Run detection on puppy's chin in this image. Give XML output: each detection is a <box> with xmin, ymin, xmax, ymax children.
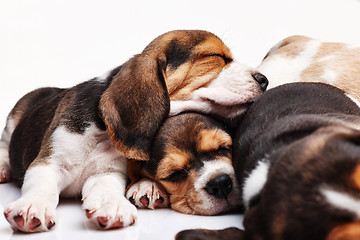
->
<box><xmin>206</xmin><ymin>101</ymin><xmax>252</xmax><ymax>128</ymax></box>
<box><xmin>169</xmin><ymin>190</ymin><xmax>241</xmax><ymax>216</ymax></box>
<box><xmin>169</xmin><ymin>99</ymin><xmax>252</xmax><ymax>126</ymax></box>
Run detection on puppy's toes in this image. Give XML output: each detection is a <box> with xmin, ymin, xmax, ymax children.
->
<box><xmin>83</xmin><ymin>195</ymin><xmax>137</xmax><ymax>230</ymax></box>
<box><xmin>126</xmin><ymin>178</ymin><xmax>169</xmax><ymax>209</ymax></box>
<box><xmin>4</xmin><ymin>198</ymin><xmax>57</xmax><ymax>232</ymax></box>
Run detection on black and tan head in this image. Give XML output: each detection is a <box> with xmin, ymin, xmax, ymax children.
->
<box><xmin>99</xmin><ymin>30</ymin><xmax>267</xmax><ymax>161</ymax></box>
<box><xmin>139</xmin><ymin>113</ymin><xmax>241</xmax><ymax>215</ymax></box>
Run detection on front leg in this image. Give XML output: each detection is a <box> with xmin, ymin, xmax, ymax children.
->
<box><xmin>4</xmin><ymin>165</ymin><xmax>59</xmax><ymax>232</ymax></box>
<box><xmin>82</xmin><ymin>172</ymin><xmax>137</xmax><ymax>229</ymax></box>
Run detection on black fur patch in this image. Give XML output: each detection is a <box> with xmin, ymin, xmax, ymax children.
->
<box><xmin>62</xmin><ymin>80</ymin><xmax>108</xmax><ymax>134</ymax></box>
<box><xmin>9</xmin><ymin>88</ymin><xmax>65</xmax><ymax>183</ymax></box>
<box><xmin>165</xmin><ymin>35</ymin><xmax>206</xmax><ymax>69</ymax></box>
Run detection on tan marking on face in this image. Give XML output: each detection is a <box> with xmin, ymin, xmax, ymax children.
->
<box><xmin>165</xmin><ymin>62</ymin><xmax>193</xmax><ymax>95</ymax></box>
<box><xmin>165</xmin><ymin>35</ymin><xmax>232</xmax><ymax>101</ymax></box>
<box><xmin>155</xmin><ymin>125</ymin><xmax>234</xmax><ymax>215</ymax></box>
<box><xmin>194</xmin><ymin>36</ymin><xmax>232</xmax><ymax>58</ymax></box>
<box><xmin>326</xmin><ymin>222</ymin><xmax>360</xmax><ymax>240</ymax></box>
<box><xmin>159</xmin><ymin>168</ymin><xmax>204</xmax><ymax>215</ymax></box>
<box><xmin>156</xmin><ymin>148</ymin><xmax>190</xmax><ymax>180</ymax></box>
<box><xmin>168</xmin><ymin>57</ymin><xmax>224</xmax><ymax>101</ymax></box>
<box><xmin>197</xmin><ymin>129</ymin><xmax>232</xmax><ymax>152</ymax></box>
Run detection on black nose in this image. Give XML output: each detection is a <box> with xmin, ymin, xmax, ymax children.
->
<box><xmin>205</xmin><ymin>174</ymin><xmax>233</xmax><ymax>199</ymax></box>
<box><xmin>252</xmin><ymin>72</ymin><xmax>268</xmax><ymax>91</ymax></box>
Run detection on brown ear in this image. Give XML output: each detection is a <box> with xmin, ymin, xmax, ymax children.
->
<box><xmin>99</xmin><ymin>54</ymin><xmax>169</xmax><ymax>161</ymax></box>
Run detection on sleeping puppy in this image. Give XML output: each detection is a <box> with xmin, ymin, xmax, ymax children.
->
<box><xmin>0</xmin><ymin>30</ymin><xmax>267</xmax><ymax>232</ymax></box>
<box><xmin>177</xmin><ymin>82</ymin><xmax>360</xmax><ymax>240</ymax></box>
<box><xmin>127</xmin><ymin>112</ymin><xmax>241</xmax><ymax>215</ymax></box>
<box><xmin>256</xmin><ymin>35</ymin><xmax>360</xmax><ymax>101</ymax></box>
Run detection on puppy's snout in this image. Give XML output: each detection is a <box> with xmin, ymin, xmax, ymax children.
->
<box><xmin>205</xmin><ymin>174</ymin><xmax>233</xmax><ymax>199</ymax></box>
<box><xmin>252</xmin><ymin>72</ymin><xmax>268</xmax><ymax>92</ymax></box>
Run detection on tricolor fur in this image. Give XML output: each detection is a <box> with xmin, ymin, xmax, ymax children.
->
<box><xmin>177</xmin><ymin>83</ymin><xmax>360</xmax><ymax>240</ymax></box>
<box><xmin>127</xmin><ymin>113</ymin><xmax>241</xmax><ymax>215</ymax></box>
<box><xmin>0</xmin><ymin>30</ymin><xmax>267</xmax><ymax>232</ymax></box>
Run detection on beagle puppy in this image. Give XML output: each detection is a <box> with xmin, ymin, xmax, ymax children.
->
<box><xmin>0</xmin><ymin>30</ymin><xmax>267</xmax><ymax>232</ymax></box>
<box><xmin>177</xmin><ymin>82</ymin><xmax>360</xmax><ymax>240</ymax></box>
<box><xmin>127</xmin><ymin>112</ymin><xmax>241</xmax><ymax>215</ymax></box>
<box><xmin>256</xmin><ymin>35</ymin><xmax>360</xmax><ymax>102</ymax></box>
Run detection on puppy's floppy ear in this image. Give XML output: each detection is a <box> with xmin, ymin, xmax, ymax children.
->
<box><xmin>99</xmin><ymin>54</ymin><xmax>169</xmax><ymax>161</ymax></box>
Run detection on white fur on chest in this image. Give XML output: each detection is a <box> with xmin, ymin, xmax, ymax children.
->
<box><xmin>242</xmin><ymin>159</ymin><xmax>270</xmax><ymax>208</ymax></box>
<box><xmin>49</xmin><ymin>124</ymin><xmax>127</xmax><ymax>197</ymax></box>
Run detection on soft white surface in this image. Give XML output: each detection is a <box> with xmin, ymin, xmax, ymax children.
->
<box><xmin>0</xmin><ymin>182</ymin><xmax>243</xmax><ymax>240</ymax></box>
<box><xmin>1</xmin><ymin>0</ymin><xmax>360</xmax><ymax>239</ymax></box>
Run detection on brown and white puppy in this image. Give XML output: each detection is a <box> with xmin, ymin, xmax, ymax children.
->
<box><xmin>0</xmin><ymin>30</ymin><xmax>267</xmax><ymax>232</ymax></box>
<box><xmin>127</xmin><ymin>112</ymin><xmax>241</xmax><ymax>215</ymax></box>
<box><xmin>257</xmin><ymin>35</ymin><xmax>360</xmax><ymax>101</ymax></box>
<box><xmin>177</xmin><ymin>82</ymin><xmax>360</xmax><ymax>240</ymax></box>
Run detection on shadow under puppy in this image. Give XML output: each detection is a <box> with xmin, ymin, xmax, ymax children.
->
<box><xmin>177</xmin><ymin>82</ymin><xmax>360</xmax><ymax>240</ymax></box>
<box><xmin>0</xmin><ymin>30</ymin><xmax>267</xmax><ymax>232</ymax></box>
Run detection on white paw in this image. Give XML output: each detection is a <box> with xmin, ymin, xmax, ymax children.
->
<box><xmin>4</xmin><ymin>197</ymin><xmax>57</xmax><ymax>232</ymax></box>
<box><xmin>126</xmin><ymin>178</ymin><xmax>169</xmax><ymax>209</ymax></box>
<box><xmin>0</xmin><ymin>149</ymin><xmax>11</xmax><ymax>183</ymax></box>
<box><xmin>82</xmin><ymin>194</ymin><xmax>137</xmax><ymax>229</ymax></box>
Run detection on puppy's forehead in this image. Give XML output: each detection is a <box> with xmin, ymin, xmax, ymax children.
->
<box><xmin>145</xmin><ymin>30</ymin><xmax>231</xmax><ymax>59</ymax></box>
<box><xmin>156</xmin><ymin>114</ymin><xmax>231</xmax><ymax>174</ymax></box>
<box><xmin>197</xmin><ymin>129</ymin><xmax>232</xmax><ymax>152</ymax></box>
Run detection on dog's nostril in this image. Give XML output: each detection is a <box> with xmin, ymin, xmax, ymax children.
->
<box><xmin>252</xmin><ymin>72</ymin><xmax>269</xmax><ymax>91</ymax></box>
<box><xmin>205</xmin><ymin>174</ymin><xmax>233</xmax><ymax>199</ymax></box>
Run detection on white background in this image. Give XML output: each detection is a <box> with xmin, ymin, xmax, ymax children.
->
<box><xmin>1</xmin><ymin>0</ymin><xmax>360</xmax><ymax>239</ymax></box>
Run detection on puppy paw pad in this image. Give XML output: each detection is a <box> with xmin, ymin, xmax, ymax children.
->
<box><xmin>97</xmin><ymin>216</ymin><xmax>110</xmax><ymax>228</ymax></box>
<box><xmin>28</xmin><ymin>216</ymin><xmax>41</xmax><ymax>231</ymax></box>
<box><xmin>13</xmin><ymin>214</ymin><xmax>25</xmax><ymax>229</ymax></box>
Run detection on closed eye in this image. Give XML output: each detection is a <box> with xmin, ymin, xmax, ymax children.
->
<box><xmin>161</xmin><ymin>169</ymin><xmax>188</xmax><ymax>182</ymax></box>
<box><xmin>206</xmin><ymin>54</ymin><xmax>233</xmax><ymax>64</ymax></box>
<box><xmin>215</xmin><ymin>146</ymin><xmax>231</xmax><ymax>156</ymax></box>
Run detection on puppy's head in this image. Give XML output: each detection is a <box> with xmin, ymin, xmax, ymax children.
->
<box><xmin>99</xmin><ymin>30</ymin><xmax>267</xmax><ymax>161</ymax></box>
<box><xmin>141</xmin><ymin>113</ymin><xmax>241</xmax><ymax>215</ymax></box>
<box><xmin>242</xmin><ymin>125</ymin><xmax>360</xmax><ymax>240</ymax></box>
